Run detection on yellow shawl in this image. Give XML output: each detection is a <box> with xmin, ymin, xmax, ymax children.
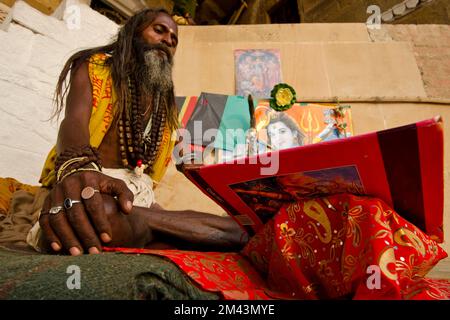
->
<box><xmin>39</xmin><ymin>53</ymin><xmax>175</xmax><ymax>187</ymax></box>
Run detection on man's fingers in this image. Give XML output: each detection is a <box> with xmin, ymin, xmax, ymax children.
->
<box><xmin>39</xmin><ymin>213</ymin><xmax>61</xmax><ymax>252</ymax></box>
<box><xmin>63</xmin><ymin>183</ymin><xmax>103</xmax><ymax>252</ymax></box>
<box><xmin>50</xmin><ymin>185</ymin><xmax>83</xmax><ymax>255</ymax></box>
<box><xmin>100</xmin><ymin>179</ymin><xmax>134</xmax><ymax>215</ymax></box>
<box><xmin>82</xmin><ymin>188</ymin><xmax>112</xmax><ymax>243</ymax></box>
<box><xmin>39</xmin><ymin>192</ymin><xmax>62</xmax><ymax>252</ymax></box>
<box><xmin>49</xmin><ymin>212</ymin><xmax>83</xmax><ymax>256</ymax></box>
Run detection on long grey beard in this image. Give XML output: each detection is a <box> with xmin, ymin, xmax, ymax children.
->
<box><xmin>138</xmin><ymin>49</ymin><xmax>174</xmax><ymax>95</ymax></box>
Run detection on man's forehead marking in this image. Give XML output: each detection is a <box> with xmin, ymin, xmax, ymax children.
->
<box><xmin>155</xmin><ymin>13</ymin><xmax>177</xmax><ymax>31</ymax></box>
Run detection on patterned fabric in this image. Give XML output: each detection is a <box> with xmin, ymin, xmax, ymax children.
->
<box><xmin>241</xmin><ymin>194</ymin><xmax>449</xmax><ymax>299</ymax></box>
<box><xmin>105</xmin><ymin>194</ymin><xmax>450</xmax><ymax>300</ymax></box>
<box><xmin>39</xmin><ymin>53</ymin><xmax>176</xmax><ymax>187</ymax></box>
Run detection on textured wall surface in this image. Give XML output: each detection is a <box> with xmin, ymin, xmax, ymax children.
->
<box><xmin>298</xmin><ymin>0</ymin><xmax>450</xmax><ymax>24</ymax></box>
<box><xmin>0</xmin><ymin>0</ymin><xmax>118</xmax><ymax>183</ymax></box>
<box><xmin>369</xmin><ymin>24</ymin><xmax>450</xmax><ymax>98</ymax></box>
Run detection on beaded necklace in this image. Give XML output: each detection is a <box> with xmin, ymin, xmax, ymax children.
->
<box><xmin>118</xmin><ymin>76</ymin><xmax>166</xmax><ymax>174</ymax></box>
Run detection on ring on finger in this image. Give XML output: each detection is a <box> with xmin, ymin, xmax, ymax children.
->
<box><xmin>63</xmin><ymin>198</ymin><xmax>82</xmax><ymax>210</ymax></box>
<box><xmin>81</xmin><ymin>186</ymin><xmax>100</xmax><ymax>200</ymax></box>
<box><xmin>49</xmin><ymin>206</ymin><xmax>64</xmax><ymax>215</ymax></box>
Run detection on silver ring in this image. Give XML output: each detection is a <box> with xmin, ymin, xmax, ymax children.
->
<box><xmin>49</xmin><ymin>206</ymin><xmax>64</xmax><ymax>215</ymax></box>
<box><xmin>64</xmin><ymin>198</ymin><xmax>82</xmax><ymax>210</ymax></box>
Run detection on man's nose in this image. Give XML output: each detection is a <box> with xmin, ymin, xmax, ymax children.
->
<box><xmin>161</xmin><ymin>33</ymin><xmax>174</xmax><ymax>48</ymax></box>
<box><xmin>161</xmin><ymin>35</ymin><xmax>176</xmax><ymax>55</ymax></box>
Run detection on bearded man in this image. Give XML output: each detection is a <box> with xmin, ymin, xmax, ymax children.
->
<box><xmin>0</xmin><ymin>8</ymin><xmax>246</xmax><ymax>256</ymax></box>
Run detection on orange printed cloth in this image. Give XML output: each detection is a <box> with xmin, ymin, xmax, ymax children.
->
<box><xmin>104</xmin><ymin>194</ymin><xmax>450</xmax><ymax>300</ymax></box>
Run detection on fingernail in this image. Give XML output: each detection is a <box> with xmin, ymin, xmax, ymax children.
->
<box><xmin>51</xmin><ymin>242</ymin><xmax>61</xmax><ymax>251</ymax></box>
<box><xmin>89</xmin><ymin>247</ymin><xmax>100</xmax><ymax>254</ymax></box>
<box><xmin>101</xmin><ymin>233</ymin><xmax>111</xmax><ymax>243</ymax></box>
<box><xmin>70</xmin><ymin>247</ymin><xmax>81</xmax><ymax>256</ymax></box>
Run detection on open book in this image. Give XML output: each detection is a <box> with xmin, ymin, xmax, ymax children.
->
<box><xmin>182</xmin><ymin>117</ymin><xmax>444</xmax><ymax>242</ymax></box>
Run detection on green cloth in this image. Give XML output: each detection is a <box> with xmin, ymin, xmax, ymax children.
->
<box><xmin>0</xmin><ymin>247</ymin><xmax>219</xmax><ymax>300</ymax></box>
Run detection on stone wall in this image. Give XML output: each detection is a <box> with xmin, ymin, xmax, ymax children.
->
<box><xmin>1</xmin><ymin>0</ymin><xmax>63</xmax><ymax>14</ymax></box>
<box><xmin>369</xmin><ymin>24</ymin><xmax>450</xmax><ymax>98</ymax></box>
<box><xmin>0</xmin><ymin>2</ymin><xmax>12</xmax><ymax>29</ymax></box>
<box><xmin>0</xmin><ymin>0</ymin><xmax>118</xmax><ymax>183</ymax></box>
<box><xmin>298</xmin><ymin>0</ymin><xmax>450</xmax><ymax>24</ymax></box>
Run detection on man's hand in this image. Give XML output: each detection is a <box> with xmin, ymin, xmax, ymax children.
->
<box><xmin>39</xmin><ymin>171</ymin><xmax>134</xmax><ymax>255</ymax></box>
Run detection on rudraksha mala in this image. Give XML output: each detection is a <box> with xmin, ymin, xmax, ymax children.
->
<box><xmin>118</xmin><ymin>76</ymin><xmax>166</xmax><ymax>174</ymax></box>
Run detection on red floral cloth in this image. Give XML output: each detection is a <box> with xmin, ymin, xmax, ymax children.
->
<box><xmin>241</xmin><ymin>194</ymin><xmax>449</xmax><ymax>299</ymax></box>
<box><xmin>104</xmin><ymin>194</ymin><xmax>450</xmax><ymax>300</ymax></box>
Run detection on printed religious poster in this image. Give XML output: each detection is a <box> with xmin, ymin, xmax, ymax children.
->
<box><xmin>216</xmin><ymin>101</ymin><xmax>353</xmax><ymax>163</ymax></box>
<box><xmin>251</xmin><ymin>101</ymin><xmax>353</xmax><ymax>152</ymax></box>
<box><xmin>234</xmin><ymin>49</ymin><xmax>282</xmax><ymax>98</ymax></box>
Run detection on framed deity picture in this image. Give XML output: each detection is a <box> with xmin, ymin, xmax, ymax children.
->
<box><xmin>234</xmin><ymin>49</ymin><xmax>283</xmax><ymax>98</ymax></box>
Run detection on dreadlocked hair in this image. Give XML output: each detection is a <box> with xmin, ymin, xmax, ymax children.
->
<box><xmin>52</xmin><ymin>7</ymin><xmax>178</xmax><ymax>131</ymax></box>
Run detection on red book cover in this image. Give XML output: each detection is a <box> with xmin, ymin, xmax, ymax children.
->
<box><xmin>183</xmin><ymin>117</ymin><xmax>444</xmax><ymax>242</ymax></box>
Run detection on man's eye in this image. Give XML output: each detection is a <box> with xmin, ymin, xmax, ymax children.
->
<box><xmin>154</xmin><ymin>28</ymin><xmax>163</xmax><ymax>34</ymax></box>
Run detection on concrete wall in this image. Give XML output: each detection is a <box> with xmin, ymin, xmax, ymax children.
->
<box><xmin>0</xmin><ymin>1</ymin><xmax>449</xmax><ymax>253</ymax></box>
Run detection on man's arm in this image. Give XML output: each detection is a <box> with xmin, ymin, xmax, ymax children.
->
<box><xmin>136</xmin><ymin>205</ymin><xmax>249</xmax><ymax>251</ymax></box>
<box><xmin>56</xmin><ymin>61</ymin><xmax>92</xmax><ymax>153</ymax></box>
<box><xmin>39</xmin><ymin>61</ymin><xmax>134</xmax><ymax>256</ymax></box>
<box><xmin>100</xmin><ymin>195</ymin><xmax>248</xmax><ymax>251</ymax></box>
